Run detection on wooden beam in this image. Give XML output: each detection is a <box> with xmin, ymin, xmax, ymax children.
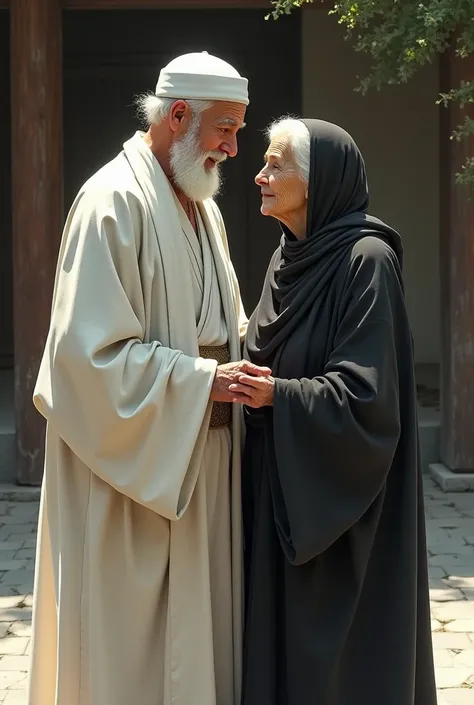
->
<box><xmin>64</xmin><ymin>0</ymin><xmax>271</xmax><ymax>8</ymax></box>
<box><xmin>0</xmin><ymin>0</ymin><xmax>331</xmax><ymax>10</ymax></box>
<box><xmin>10</xmin><ymin>0</ymin><xmax>63</xmax><ymax>485</ymax></box>
<box><xmin>439</xmin><ymin>47</ymin><xmax>474</xmax><ymax>472</ymax></box>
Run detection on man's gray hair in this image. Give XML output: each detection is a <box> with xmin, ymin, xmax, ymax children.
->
<box><xmin>267</xmin><ymin>117</ymin><xmax>310</xmax><ymax>184</ymax></box>
<box><xmin>135</xmin><ymin>94</ymin><xmax>212</xmax><ymax>127</ymax></box>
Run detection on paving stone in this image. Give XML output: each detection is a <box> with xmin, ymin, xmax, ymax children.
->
<box><xmin>434</xmin><ymin>649</ymin><xmax>454</xmax><ymax>667</ymax></box>
<box><xmin>430</xmin><ymin>566</ymin><xmax>448</xmax><ymax>579</ymax></box>
<box><xmin>0</xmin><ymin>557</ymin><xmax>17</xmax><ymax>567</ymax></box>
<box><xmin>0</xmin><ymin>572</ymin><xmax>34</xmax><ymax>588</ymax></box>
<box><xmin>446</xmin><ymin>577</ymin><xmax>474</xmax><ymax>590</ymax></box>
<box><xmin>426</xmin><ymin>519</ymin><xmax>474</xmax><ymax>531</ymax></box>
<box><xmin>452</xmin><ymin>650</ymin><xmax>474</xmax><ymax>667</ymax></box>
<box><xmin>3</xmin><ymin>692</ymin><xmax>26</xmax><ymax>704</ymax></box>
<box><xmin>429</xmin><ymin>555</ymin><xmax>474</xmax><ymax>568</ymax></box>
<box><xmin>8</xmin><ymin>623</ymin><xmax>31</xmax><ymax>638</ymax></box>
<box><xmin>0</xmin><ymin>518</ymin><xmax>35</xmax><ymax>528</ymax></box>
<box><xmin>427</xmin><ymin>507</ymin><xmax>465</xmax><ymax>519</ymax></box>
<box><xmin>0</xmin><ymin>526</ymin><xmax>35</xmax><ymax>537</ymax></box>
<box><xmin>425</xmin><ymin>498</ymin><xmax>456</xmax><ymax>506</ymax></box>
<box><xmin>432</xmin><ymin>602</ymin><xmax>474</xmax><ymax>621</ymax></box>
<box><xmin>13</xmin><ymin>551</ymin><xmax>34</xmax><ymax>562</ymax></box>
<box><xmin>432</xmin><ymin>632</ymin><xmax>473</xmax><ymax>650</ymax></box>
<box><xmin>0</xmin><ymin>672</ymin><xmax>26</xmax><ymax>689</ymax></box>
<box><xmin>8</xmin><ymin>505</ymin><xmax>38</xmax><ymax>518</ymax></box>
<box><xmin>444</xmin><ymin>620</ymin><xmax>474</xmax><ymax>632</ymax></box>
<box><xmin>435</xmin><ymin>667</ymin><xmax>473</xmax><ymax>688</ymax></box>
<box><xmin>431</xmin><ymin>588</ymin><xmax>466</xmax><ymax>602</ymax></box>
<box><xmin>0</xmin><ymin>546</ymin><xmax>23</xmax><ymax>555</ymax></box>
<box><xmin>0</xmin><ymin>565</ymin><xmax>27</xmax><ymax>575</ymax></box>
<box><xmin>0</xmin><ymin>600</ymin><xmax>22</xmax><ymax>613</ymax></box>
<box><xmin>429</xmin><ymin>528</ymin><xmax>456</xmax><ymax>540</ymax></box>
<box><xmin>0</xmin><ymin>656</ymin><xmax>29</xmax><ymax>672</ymax></box>
<box><xmin>0</xmin><ymin>610</ymin><xmax>31</xmax><ymax>624</ymax></box>
<box><xmin>0</xmin><ymin>591</ymin><xmax>17</xmax><ymax>600</ymax></box>
<box><xmin>0</xmin><ymin>639</ymin><xmax>29</xmax><ymax>656</ymax></box>
<box><xmin>20</xmin><ymin>540</ymin><xmax>35</xmax><ymax>551</ymax></box>
<box><xmin>447</xmin><ymin>567</ymin><xmax>474</xmax><ymax>578</ymax></box>
<box><xmin>441</xmin><ymin>689</ymin><xmax>474</xmax><ymax>705</ymax></box>
<box><xmin>13</xmin><ymin>589</ymin><xmax>33</xmax><ymax>603</ymax></box>
<box><xmin>430</xmin><ymin>545</ymin><xmax>474</xmax><ymax>556</ymax></box>
<box><xmin>437</xmin><ymin>695</ymin><xmax>451</xmax><ymax>705</ymax></box>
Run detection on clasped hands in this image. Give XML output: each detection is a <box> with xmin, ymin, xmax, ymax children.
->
<box><xmin>210</xmin><ymin>361</ymin><xmax>275</xmax><ymax>408</ymax></box>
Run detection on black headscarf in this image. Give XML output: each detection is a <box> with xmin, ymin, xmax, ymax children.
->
<box><xmin>245</xmin><ymin>119</ymin><xmax>403</xmax><ymax>369</ymax></box>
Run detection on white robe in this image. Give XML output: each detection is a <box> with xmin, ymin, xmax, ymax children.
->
<box><xmin>28</xmin><ymin>132</ymin><xmax>247</xmax><ymax>705</ymax></box>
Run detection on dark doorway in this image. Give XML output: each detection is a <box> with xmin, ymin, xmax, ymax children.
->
<box><xmin>63</xmin><ymin>8</ymin><xmax>301</xmax><ymax>312</ymax></box>
<box><xmin>0</xmin><ymin>11</ymin><xmax>12</xmax><ymax>368</ymax></box>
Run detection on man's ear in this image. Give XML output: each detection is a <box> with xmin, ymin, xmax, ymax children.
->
<box><xmin>169</xmin><ymin>100</ymin><xmax>189</xmax><ymax>132</ymax></box>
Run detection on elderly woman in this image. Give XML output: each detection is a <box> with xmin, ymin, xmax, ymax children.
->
<box><xmin>230</xmin><ymin>119</ymin><xmax>437</xmax><ymax>705</ymax></box>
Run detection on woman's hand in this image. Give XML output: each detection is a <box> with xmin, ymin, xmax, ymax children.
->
<box><xmin>229</xmin><ymin>374</ymin><xmax>275</xmax><ymax>408</ymax></box>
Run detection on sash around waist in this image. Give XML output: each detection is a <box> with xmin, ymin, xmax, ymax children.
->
<box><xmin>199</xmin><ymin>343</ymin><xmax>231</xmax><ymax>429</ymax></box>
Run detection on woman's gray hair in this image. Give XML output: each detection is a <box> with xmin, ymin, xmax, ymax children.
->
<box><xmin>135</xmin><ymin>94</ymin><xmax>212</xmax><ymax>127</ymax></box>
<box><xmin>267</xmin><ymin>117</ymin><xmax>310</xmax><ymax>184</ymax></box>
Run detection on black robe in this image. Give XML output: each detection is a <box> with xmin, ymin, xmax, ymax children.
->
<box><xmin>242</xmin><ymin>119</ymin><xmax>437</xmax><ymax>705</ymax></box>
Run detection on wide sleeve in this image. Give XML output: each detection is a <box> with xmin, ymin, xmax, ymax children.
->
<box><xmin>270</xmin><ymin>240</ymin><xmax>406</xmax><ymax>565</ymax></box>
<box><xmin>34</xmin><ymin>187</ymin><xmax>217</xmax><ymax>520</ymax></box>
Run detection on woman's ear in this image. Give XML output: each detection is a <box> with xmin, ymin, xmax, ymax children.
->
<box><xmin>305</xmin><ymin>188</ymin><xmax>309</xmax><ymax>200</ymax></box>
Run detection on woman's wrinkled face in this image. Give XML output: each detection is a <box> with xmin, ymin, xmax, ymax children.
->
<box><xmin>255</xmin><ymin>134</ymin><xmax>307</xmax><ymax>222</ymax></box>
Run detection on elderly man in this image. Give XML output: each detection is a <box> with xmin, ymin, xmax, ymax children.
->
<box><xmin>28</xmin><ymin>52</ymin><xmax>268</xmax><ymax>705</ymax></box>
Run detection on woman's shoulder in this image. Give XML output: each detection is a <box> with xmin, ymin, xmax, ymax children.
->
<box><xmin>342</xmin><ymin>235</ymin><xmax>403</xmax><ymax>294</ymax></box>
<box><xmin>348</xmin><ymin>235</ymin><xmax>398</xmax><ymax>265</ymax></box>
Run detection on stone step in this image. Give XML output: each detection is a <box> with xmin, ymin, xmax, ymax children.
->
<box><xmin>419</xmin><ymin>407</ymin><xmax>441</xmax><ymax>474</ymax></box>
<box><xmin>0</xmin><ymin>429</ymin><xmax>15</xmax><ymax>485</ymax></box>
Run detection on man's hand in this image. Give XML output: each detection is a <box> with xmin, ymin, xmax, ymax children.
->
<box><xmin>210</xmin><ymin>361</ymin><xmax>272</xmax><ymax>403</ymax></box>
<box><xmin>229</xmin><ymin>374</ymin><xmax>275</xmax><ymax>408</ymax></box>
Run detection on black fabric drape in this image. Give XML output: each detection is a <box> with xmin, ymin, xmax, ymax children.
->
<box><xmin>242</xmin><ymin>120</ymin><xmax>436</xmax><ymax>705</ymax></box>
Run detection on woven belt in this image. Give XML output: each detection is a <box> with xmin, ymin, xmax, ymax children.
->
<box><xmin>199</xmin><ymin>343</ymin><xmax>232</xmax><ymax>429</ymax></box>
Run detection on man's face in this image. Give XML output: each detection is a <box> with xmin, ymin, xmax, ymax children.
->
<box><xmin>170</xmin><ymin>101</ymin><xmax>246</xmax><ymax>202</ymax></box>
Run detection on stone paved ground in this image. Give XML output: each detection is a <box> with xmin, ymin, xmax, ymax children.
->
<box><xmin>0</xmin><ymin>479</ymin><xmax>472</xmax><ymax>704</ymax></box>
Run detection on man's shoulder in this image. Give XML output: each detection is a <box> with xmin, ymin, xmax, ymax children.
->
<box><xmin>66</xmin><ymin>152</ymin><xmax>146</xmax><ymax>241</ymax></box>
<box><xmin>81</xmin><ymin>151</ymin><xmax>136</xmax><ymax>192</ymax></box>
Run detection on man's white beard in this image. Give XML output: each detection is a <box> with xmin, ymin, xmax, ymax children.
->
<box><xmin>170</xmin><ymin>118</ymin><xmax>226</xmax><ymax>202</ymax></box>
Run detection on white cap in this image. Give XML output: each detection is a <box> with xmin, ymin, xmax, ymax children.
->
<box><xmin>155</xmin><ymin>51</ymin><xmax>249</xmax><ymax>106</ymax></box>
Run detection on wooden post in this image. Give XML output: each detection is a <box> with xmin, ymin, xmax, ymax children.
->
<box><xmin>439</xmin><ymin>48</ymin><xmax>474</xmax><ymax>473</ymax></box>
<box><xmin>10</xmin><ymin>0</ymin><xmax>63</xmax><ymax>485</ymax></box>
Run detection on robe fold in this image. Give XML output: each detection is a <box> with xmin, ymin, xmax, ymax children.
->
<box><xmin>29</xmin><ymin>132</ymin><xmax>246</xmax><ymax>705</ymax></box>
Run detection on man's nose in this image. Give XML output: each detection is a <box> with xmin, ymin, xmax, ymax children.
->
<box><xmin>221</xmin><ymin>134</ymin><xmax>238</xmax><ymax>158</ymax></box>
